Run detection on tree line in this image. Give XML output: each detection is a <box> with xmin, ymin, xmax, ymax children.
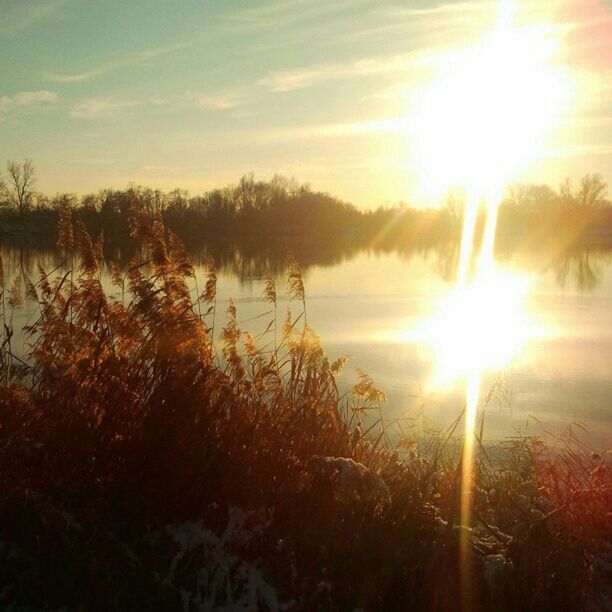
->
<box><xmin>0</xmin><ymin>159</ymin><xmax>610</xmax><ymax>249</ymax></box>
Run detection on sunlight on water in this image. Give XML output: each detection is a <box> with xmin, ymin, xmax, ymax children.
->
<box><xmin>398</xmin><ymin>266</ymin><xmax>540</xmax><ymax>390</ymax></box>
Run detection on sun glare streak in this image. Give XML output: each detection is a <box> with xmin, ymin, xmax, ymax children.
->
<box><xmin>457</xmin><ymin>191</ymin><xmax>480</xmax><ymax>285</ymax></box>
<box><xmin>405</xmin><ymin>0</ymin><xmax>573</xmax><ymax>605</ymax></box>
<box><xmin>459</xmin><ymin>371</ymin><xmax>480</xmax><ymax>611</ymax></box>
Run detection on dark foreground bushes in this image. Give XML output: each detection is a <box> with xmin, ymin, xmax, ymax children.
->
<box><xmin>0</xmin><ymin>209</ymin><xmax>609</xmax><ymax>610</ymax></box>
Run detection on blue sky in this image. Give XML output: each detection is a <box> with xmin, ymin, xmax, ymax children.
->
<box><xmin>1</xmin><ymin>0</ymin><xmax>611</xmax><ymax>207</ymax></box>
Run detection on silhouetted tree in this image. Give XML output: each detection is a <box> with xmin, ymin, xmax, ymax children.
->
<box><xmin>577</xmin><ymin>173</ymin><xmax>608</xmax><ymax>207</ymax></box>
<box><xmin>559</xmin><ymin>177</ymin><xmax>574</xmax><ymax>206</ymax></box>
<box><xmin>506</xmin><ymin>183</ymin><xmax>558</xmax><ymax>211</ymax></box>
<box><xmin>3</xmin><ymin>159</ymin><xmax>36</xmax><ymax>213</ymax></box>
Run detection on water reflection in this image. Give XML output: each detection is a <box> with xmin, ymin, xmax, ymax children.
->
<box><xmin>2</xmin><ymin>237</ymin><xmax>610</xmax><ymax>293</ymax></box>
<box><xmin>1</xmin><ymin>238</ymin><xmax>611</xmax><ymax>447</ymax></box>
<box><xmin>398</xmin><ymin>265</ymin><xmax>537</xmax><ymax>391</ymax></box>
<box><xmin>553</xmin><ymin>248</ymin><xmax>612</xmax><ymax>291</ymax></box>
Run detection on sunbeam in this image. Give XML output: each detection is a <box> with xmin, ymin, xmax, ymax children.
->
<box><xmin>408</xmin><ymin>0</ymin><xmax>574</xmax><ymax>605</ymax></box>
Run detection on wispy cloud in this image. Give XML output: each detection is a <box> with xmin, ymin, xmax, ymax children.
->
<box><xmin>385</xmin><ymin>1</ymin><xmax>493</xmax><ymax>19</ymax></box>
<box><xmin>69</xmin><ymin>90</ymin><xmax>247</xmax><ymax>120</ymax></box>
<box><xmin>45</xmin><ymin>40</ymin><xmax>193</xmax><ymax>83</ymax></box>
<box><xmin>335</xmin><ymin>1</ymin><xmax>493</xmax><ymax>47</ymax></box>
<box><xmin>258</xmin><ymin>51</ymin><xmax>429</xmax><ymax>92</ymax></box>
<box><xmin>243</xmin><ymin>116</ymin><xmax>409</xmax><ymax>144</ymax></box>
<box><xmin>44</xmin><ymin>67</ymin><xmax>112</xmax><ymax>84</ymax></box>
<box><xmin>0</xmin><ymin>0</ymin><xmax>67</xmax><ymax>35</ymax></box>
<box><xmin>191</xmin><ymin>94</ymin><xmax>244</xmax><ymax>110</ymax></box>
<box><xmin>547</xmin><ymin>144</ymin><xmax>612</xmax><ymax>158</ymax></box>
<box><xmin>258</xmin><ymin>65</ymin><xmax>337</xmax><ymax>92</ymax></box>
<box><xmin>70</xmin><ymin>98</ymin><xmax>139</xmax><ymax>119</ymax></box>
<box><xmin>221</xmin><ymin>0</ymin><xmax>360</xmax><ymax>32</ymax></box>
<box><xmin>153</xmin><ymin>92</ymin><xmax>247</xmax><ymax>111</ymax></box>
<box><xmin>0</xmin><ymin>90</ymin><xmax>57</xmax><ymax>114</ymax></box>
<box><xmin>232</xmin><ymin>0</ymin><xmax>314</xmax><ymax>21</ymax></box>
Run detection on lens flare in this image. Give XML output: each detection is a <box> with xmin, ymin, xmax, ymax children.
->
<box><xmin>407</xmin><ymin>0</ymin><xmax>572</xmax><ymax>605</ymax></box>
<box><xmin>413</xmin><ymin>1</ymin><xmax>571</xmax><ymax>201</ymax></box>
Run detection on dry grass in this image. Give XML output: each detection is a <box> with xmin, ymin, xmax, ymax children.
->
<box><xmin>0</xmin><ymin>206</ymin><xmax>609</xmax><ymax>610</ymax></box>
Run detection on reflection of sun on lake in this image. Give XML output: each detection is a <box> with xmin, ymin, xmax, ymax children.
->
<box><xmin>394</xmin><ymin>265</ymin><xmax>543</xmax><ymax>393</ymax></box>
<box><xmin>409</xmin><ymin>0</ymin><xmax>575</xmax><ymax>584</ymax></box>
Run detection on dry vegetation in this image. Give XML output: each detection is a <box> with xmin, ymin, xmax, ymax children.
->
<box><xmin>0</xmin><ymin>206</ymin><xmax>609</xmax><ymax>610</ymax></box>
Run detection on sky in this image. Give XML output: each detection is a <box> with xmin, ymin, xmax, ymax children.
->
<box><xmin>0</xmin><ymin>0</ymin><xmax>611</xmax><ymax>208</ymax></box>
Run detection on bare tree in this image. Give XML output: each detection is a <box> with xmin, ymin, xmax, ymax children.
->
<box><xmin>507</xmin><ymin>183</ymin><xmax>558</xmax><ymax>211</ymax></box>
<box><xmin>442</xmin><ymin>188</ymin><xmax>464</xmax><ymax>222</ymax></box>
<box><xmin>559</xmin><ymin>177</ymin><xmax>574</xmax><ymax>206</ymax></box>
<box><xmin>577</xmin><ymin>173</ymin><xmax>607</xmax><ymax>207</ymax></box>
<box><xmin>0</xmin><ymin>176</ymin><xmax>7</xmax><ymax>207</ymax></box>
<box><xmin>5</xmin><ymin>159</ymin><xmax>36</xmax><ymax>213</ymax></box>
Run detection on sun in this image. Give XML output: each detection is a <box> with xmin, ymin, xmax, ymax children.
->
<box><xmin>412</xmin><ymin>0</ymin><xmax>571</xmax><ymax>200</ymax></box>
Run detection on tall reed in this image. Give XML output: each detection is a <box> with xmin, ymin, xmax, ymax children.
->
<box><xmin>0</xmin><ymin>210</ymin><xmax>608</xmax><ymax>610</ymax></box>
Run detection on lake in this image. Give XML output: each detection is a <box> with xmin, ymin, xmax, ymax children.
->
<box><xmin>4</xmin><ymin>239</ymin><xmax>612</xmax><ymax>449</ymax></box>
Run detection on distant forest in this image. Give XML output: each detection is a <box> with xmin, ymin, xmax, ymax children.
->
<box><xmin>0</xmin><ymin>160</ymin><xmax>610</xmax><ymax>253</ymax></box>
